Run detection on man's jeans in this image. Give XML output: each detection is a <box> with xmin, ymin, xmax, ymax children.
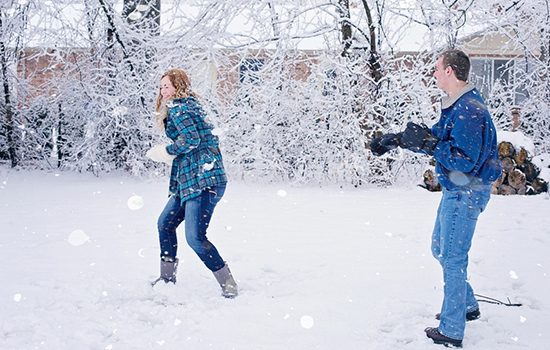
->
<box><xmin>431</xmin><ymin>185</ymin><xmax>491</xmax><ymax>340</ymax></box>
<box><xmin>158</xmin><ymin>185</ymin><xmax>226</xmax><ymax>272</ymax></box>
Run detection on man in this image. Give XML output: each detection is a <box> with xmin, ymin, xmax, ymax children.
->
<box><xmin>370</xmin><ymin>49</ymin><xmax>502</xmax><ymax>348</ymax></box>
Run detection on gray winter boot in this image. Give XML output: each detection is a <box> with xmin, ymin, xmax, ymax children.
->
<box><xmin>152</xmin><ymin>257</ymin><xmax>179</xmax><ymax>286</ymax></box>
<box><xmin>213</xmin><ymin>264</ymin><xmax>238</xmax><ymax>298</ymax></box>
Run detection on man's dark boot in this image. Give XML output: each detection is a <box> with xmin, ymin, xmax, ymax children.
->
<box><xmin>425</xmin><ymin>327</ymin><xmax>463</xmax><ymax>348</ymax></box>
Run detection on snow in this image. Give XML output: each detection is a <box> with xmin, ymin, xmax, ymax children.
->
<box><xmin>533</xmin><ymin>155</ymin><xmax>550</xmax><ymax>182</ymax></box>
<box><xmin>498</xmin><ymin>131</ymin><xmax>536</xmax><ymax>155</ymax></box>
<box><xmin>1</xmin><ymin>168</ymin><xmax>549</xmax><ymax>350</ymax></box>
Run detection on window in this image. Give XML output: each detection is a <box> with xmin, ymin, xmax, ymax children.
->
<box><xmin>470</xmin><ymin>58</ymin><xmax>528</xmax><ymax>105</ymax></box>
<box><xmin>240</xmin><ymin>58</ymin><xmax>264</xmax><ymax>84</ymax></box>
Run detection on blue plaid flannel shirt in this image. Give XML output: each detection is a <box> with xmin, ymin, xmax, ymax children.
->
<box><xmin>164</xmin><ymin>96</ymin><xmax>227</xmax><ymax>203</ymax></box>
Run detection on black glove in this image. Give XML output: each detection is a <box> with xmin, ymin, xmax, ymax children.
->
<box><xmin>400</xmin><ymin>122</ymin><xmax>439</xmax><ymax>155</ymax></box>
<box><xmin>370</xmin><ymin>132</ymin><xmax>403</xmax><ymax>156</ymax></box>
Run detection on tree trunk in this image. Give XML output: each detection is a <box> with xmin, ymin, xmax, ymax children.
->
<box><xmin>360</xmin><ymin>0</ymin><xmax>382</xmax><ymax>82</ymax></box>
<box><xmin>0</xmin><ymin>16</ymin><xmax>17</xmax><ymax>167</ymax></box>
<box><xmin>338</xmin><ymin>0</ymin><xmax>352</xmax><ymax>57</ymax></box>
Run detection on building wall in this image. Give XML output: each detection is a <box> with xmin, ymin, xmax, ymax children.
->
<box><xmin>17</xmin><ymin>49</ymin><xmax>63</xmax><ymax>96</ymax></box>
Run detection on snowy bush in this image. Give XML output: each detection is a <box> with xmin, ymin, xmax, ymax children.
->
<box><xmin>2</xmin><ymin>0</ymin><xmax>550</xmax><ymax>188</ymax></box>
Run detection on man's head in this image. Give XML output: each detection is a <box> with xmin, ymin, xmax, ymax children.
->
<box><xmin>433</xmin><ymin>49</ymin><xmax>470</xmax><ymax>95</ymax></box>
<box><xmin>441</xmin><ymin>50</ymin><xmax>470</xmax><ymax>82</ymax></box>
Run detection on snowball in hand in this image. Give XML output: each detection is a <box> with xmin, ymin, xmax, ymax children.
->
<box><xmin>448</xmin><ymin>171</ymin><xmax>469</xmax><ymax>186</ymax></box>
<box><xmin>300</xmin><ymin>315</ymin><xmax>314</xmax><ymax>329</ymax></box>
<box><xmin>127</xmin><ymin>195</ymin><xmax>144</xmax><ymax>210</ymax></box>
<box><xmin>68</xmin><ymin>230</ymin><xmax>89</xmax><ymax>246</ymax></box>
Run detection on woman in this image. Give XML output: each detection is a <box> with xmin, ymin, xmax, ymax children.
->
<box><xmin>146</xmin><ymin>69</ymin><xmax>238</xmax><ymax>298</ymax></box>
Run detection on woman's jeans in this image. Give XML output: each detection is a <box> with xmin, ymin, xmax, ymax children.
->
<box><xmin>157</xmin><ymin>185</ymin><xmax>226</xmax><ymax>272</ymax></box>
<box><xmin>431</xmin><ymin>185</ymin><xmax>491</xmax><ymax>340</ymax></box>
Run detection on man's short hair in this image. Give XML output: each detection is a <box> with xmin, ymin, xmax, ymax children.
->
<box><xmin>441</xmin><ymin>50</ymin><xmax>470</xmax><ymax>82</ymax></box>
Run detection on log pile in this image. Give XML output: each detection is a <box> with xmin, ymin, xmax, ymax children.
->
<box><xmin>420</xmin><ymin>166</ymin><xmax>441</xmax><ymax>192</ymax></box>
<box><xmin>491</xmin><ymin>141</ymin><xmax>549</xmax><ymax>195</ymax></box>
<box><xmin>420</xmin><ymin>142</ymin><xmax>550</xmax><ymax>196</ymax></box>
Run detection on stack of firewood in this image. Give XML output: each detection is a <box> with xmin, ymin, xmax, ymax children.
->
<box><xmin>420</xmin><ymin>165</ymin><xmax>441</xmax><ymax>192</ymax></box>
<box><xmin>491</xmin><ymin>141</ymin><xmax>548</xmax><ymax>195</ymax></box>
<box><xmin>420</xmin><ymin>142</ymin><xmax>550</xmax><ymax>195</ymax></box>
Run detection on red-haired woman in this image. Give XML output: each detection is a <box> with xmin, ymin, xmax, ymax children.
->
<box><xmin>146</xmin><ymin>69</ymin><xmax>237</xmax><ymax>298</ymax></box>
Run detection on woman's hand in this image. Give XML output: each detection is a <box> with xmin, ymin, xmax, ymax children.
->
<box><xmin>146</xmin><ymin>144</ymin><xmax>176</xmax><ymax>165</ymax></box>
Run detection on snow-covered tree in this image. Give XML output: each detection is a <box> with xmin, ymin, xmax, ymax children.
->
<box><xmin>0</xmin><ymin>0</ymin><xmax>31</xmax><ymax>167</ymax></box>
<box><xmin>468</xmin><ymin>0</ymin><xmax>550</xmax><ymax>152</ymax></box>
<box><xmin>2</xmin><ymin>0</ymin><xmax>549</xmax><ymax>187</ymax></box>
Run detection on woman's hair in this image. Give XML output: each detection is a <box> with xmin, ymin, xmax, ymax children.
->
<box><xmin>441</xmin><ymin>49</ymin><xmax>470</xmax><ymax>82</ymax></box>
<box><xmin>154</xmin><ymin>69</ymin><xmax>195</xmax><ymax>128</ymax></box>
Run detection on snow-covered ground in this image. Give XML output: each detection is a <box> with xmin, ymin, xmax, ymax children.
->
<box><xmin>1</xmin><ymin>168</ymin><xmax>549</xmax><ymax>350</ymax></box>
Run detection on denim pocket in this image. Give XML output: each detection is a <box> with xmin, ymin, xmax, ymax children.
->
<box><xmin>208</xmin><ymin>185</ymin><xmax>225</xmax><ymax>205</ymax></box>
<box><xmin>467</xmin><ymin>206</ymin><xmax>482</xmax><ymax>220</ymax></box>
<box><xmin>467</xmin><ymin>190</ymin><xmax>490</xmax><ymax>220</ymax></box>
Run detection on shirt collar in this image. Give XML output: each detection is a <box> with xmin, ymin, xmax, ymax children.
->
<box><xmin>441</xmin><ymin>82</ymin><xmax>475</xmax><ymax>109</ymax></box>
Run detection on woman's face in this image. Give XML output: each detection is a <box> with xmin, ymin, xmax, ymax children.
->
<box><xmin>160</xmin><ymin>76</ymin><xmax>176</xmax><ymax>100</ymax></box>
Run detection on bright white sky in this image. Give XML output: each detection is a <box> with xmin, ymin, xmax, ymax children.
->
<box><xmin>14</xmin><ymin>0</ymin><xmax>481</xmax><ymax>53</ymax></box>
<box><xmin>119</xmin><ymin>0</ymin><xmax>432</xmax><ymax>52</ymax></box>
